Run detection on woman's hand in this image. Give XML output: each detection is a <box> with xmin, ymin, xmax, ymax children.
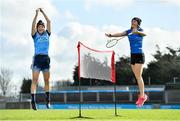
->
<box><xmin>133</xmin><ymin>31</ymin><xmax>139</xmax><ymax>34</ymax></box>
<box><xmin>105</xmin><ymin>33</ymin><xmax>112</xmax><ymax>37</ymax></box>
<box><xmin>36</xmin><ymin>8</ymin><xmax>40</xmax><ymax>14</ymax></box>
<box><xmin>39</xmin><ymin>8</ymin><xmax>44</xmax><ymax>13</ymax></box>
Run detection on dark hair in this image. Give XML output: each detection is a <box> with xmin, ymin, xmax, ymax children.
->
<box><xmin>36</xmin><ymin>20</ymin><xmax>45</xmax><ymax>28</ymax></box>
<box><xmin>132</xmin><ymin>17</ymin><xmax>142</xmax><ymax>26</ymax></box>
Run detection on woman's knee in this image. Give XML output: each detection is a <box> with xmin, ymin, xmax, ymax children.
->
<box><xmin>136</xmin><ymin>76</ymin><xmax>143</xmax><ymax>81</ymax></box>
<box><xmin>134</xmin><ymin>72</ymin><xmax>142</xmax><ymax>81</ymax></box>
<box><xmin>32</xmin><ymin>71</ymin><xmax>40</xmax><ymax>84</ymax></box>
<box><xmin>32</xmin><ymin>79</ymin><xmax>38</xmax><ymax>85</ymax></box>
<box><xmin>44</xmin><ymin>79</ymin><xmax>49</xmax><ymax>85</ymax></box>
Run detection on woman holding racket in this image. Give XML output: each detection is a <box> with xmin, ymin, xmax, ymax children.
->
<box><xmin>31</xmin><ymin>8</ymin><xmax>51</xmax><ymax>110</ymax></box>
<box><xmin>105</xmin><ymin>17</ymin><xmax>147</xmax><ymax>107</ymax></box>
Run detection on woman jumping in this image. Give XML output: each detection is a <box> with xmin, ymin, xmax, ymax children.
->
<box><xmin>31</xmin><ymin>8</ymin><xmax>51</xmax><ymax>110</ymax></box>
<box><xmin>105</xmin><ymin>17</ymin><xmax>147</xmax><ymax>107</ymax></box>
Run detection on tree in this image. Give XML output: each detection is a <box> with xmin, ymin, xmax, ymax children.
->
<box><xmin>0</xmin><ymin>67</ymin><xmax>13</xmax><ymax>96</ymax></box>
<box><xmin>115</xmin><ymin>56</ymin><xmax>136</xmax><ymax>85</ymax></box>
<box><xmin>146</xmin><ymin>46</ymin><xmax>180</xmax><ymax>84</ymax></box>
<box><xmin>20</xmin><ymin>78</ymin><xmax>32</xmax><ymax>93</ymax></box>
<box><xmin>73</xmin><ymin>65</ymin><xmax>79</xmax><ymax>86</ymax></box>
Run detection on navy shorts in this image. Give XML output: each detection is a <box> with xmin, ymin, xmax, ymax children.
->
<box><xmin>131</xmin><ymin>53</ymin><xmax>145</xmax><ymax>65</ymax></box>
<box><xmin>31</xmin><ymin>55</ymin><xmax>50</xmax><ymax>72</ymax></box>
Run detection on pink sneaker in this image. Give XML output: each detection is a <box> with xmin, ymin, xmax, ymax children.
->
<box><xmin>136</xmin><ymin>94</ymin><xmax>148</xmax><ymax>107</ymax></box>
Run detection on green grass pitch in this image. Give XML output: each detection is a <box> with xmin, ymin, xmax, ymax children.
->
<box><xmin>0</xmin><ymin>109</ymin><xmax>180</xmax><ymax>121</ymax></box>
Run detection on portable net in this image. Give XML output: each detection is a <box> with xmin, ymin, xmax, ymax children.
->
<box><xmin>77</xmin><ymin>42</ymin><xmax>116</xmax><ymax>83</ymax></box>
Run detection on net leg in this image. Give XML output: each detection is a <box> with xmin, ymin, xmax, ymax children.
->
<box><xmin>114</xmin><ymin>83</ymin><xmax>118</xmax><ymax>116</ymax></box>
<box><xmin>78</xmin><ymin>78</ymin><xmax>82</xmax><ymax>118</ymax></box>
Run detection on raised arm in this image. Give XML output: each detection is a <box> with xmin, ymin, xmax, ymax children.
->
<box><xmin>40</xmin><ymin>8</ymin><xmax>51</xmax><ymax>33</ymax></box>
<box><xmin>105</xmin><ymin>31</ymin><xmax>127</xmax><ymax>38</ymax></box>
<box><xmin>31</xmin><ymin>9</ymin><xmax>39</xmax><ymax>36</ymax></box>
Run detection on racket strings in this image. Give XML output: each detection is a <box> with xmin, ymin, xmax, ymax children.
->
<box><xmin>106</xmin><ymin>37</ymin><xmax>124</xmax><ymax>48</ymax></box>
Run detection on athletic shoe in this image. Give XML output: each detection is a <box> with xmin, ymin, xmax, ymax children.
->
<box><xmin>46</xmin><ymin>102</ymin><xmax>51</xmax><ymax>109</ymax></box>
<box><xmin>31</xmin><ymin>101</ymin><xmax>37</xmax><ymax>110</ymax></box>
<box><xmin>136</xmin><ymin>94</ymin><xmax>148</xmax><ymax>107</ymax></box>
<box><xmin>45</xmin><ymin>92</ymin><xmax>50</xmax><ymax>109</ymax></box>
<box><xmin>45</xmin><ymin>96</ymin><xmax>51</xmax><ymax>109</ymax></box>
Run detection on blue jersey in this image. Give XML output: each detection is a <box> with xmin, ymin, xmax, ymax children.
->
<box><xmin>126</xmin><ymin>28</ymin><xmax>144</xmax><ymax>54</ymax></box>
<box><xmin>32</xmin><ymin>30</ymin><xmax>50</xmax><ymax>55</ymax></box>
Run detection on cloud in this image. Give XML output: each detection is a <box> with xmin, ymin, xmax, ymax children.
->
<box><xmin>144</xmin><ymin>28</ymin><xmax>180</xmax><ymax>62</ymax></box>
<box><xmin>64</xmin><ymin>10</ymin><xmax>79</xmax><ymax>21</ymax></box>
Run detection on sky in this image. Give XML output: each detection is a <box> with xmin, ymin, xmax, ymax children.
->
<box><xmin>0</xmin><ymin>0</ymin><xmax>180</xmax><ymax>91</ymax></box>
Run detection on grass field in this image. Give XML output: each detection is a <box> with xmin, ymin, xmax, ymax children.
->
<box><xmin>0</xmin><ymin>109</ymin><xmax>180</xmax><ymax>121</ymax></box>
